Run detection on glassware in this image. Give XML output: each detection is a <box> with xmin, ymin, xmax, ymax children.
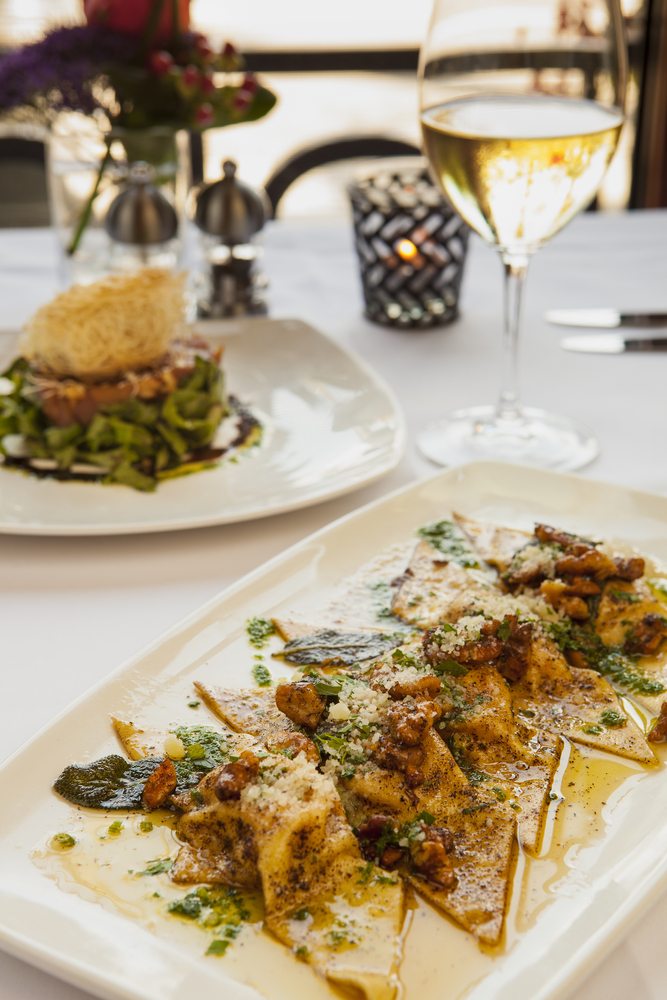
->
<box><xmin>47</xmin><ymin>113</ymin><xmax>190</xmax><ymax>286</ymax></box>
<box><xmin>417</xmin><ymin>0</ymin><xmax>627</xmax><ymax>471</ymax></box>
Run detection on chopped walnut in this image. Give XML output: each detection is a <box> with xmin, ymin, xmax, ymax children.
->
<box><xmin>423</xmin><ymin>619</ymin><xmax>503</xmax><ymax>668</ymax></box>
<box><xmin>275</xmin><ymin>680</ymin><xmax>327</xmax><ymax>729</ymax></box>
<box><xmin>388</xmin><ymin>698</ymin><xmax>441</xmax><ymax>746</ymax></box>
<box><xmin>613</xmin><ymin>556</ymin><xmax>645</xmax><ymax>581</ymax></box>
<box><xmin>370</xmin><ymin>736</ymin><xmax>426</xmax><ymax>788</ymax></box>
<box><xmin>624</xmin><ymin>613</ymin><xmax>667</xmax><ymax>655</ymax></box>
<box><xmin>214</xmin><ymin>754</ymin><xmax>260</xmax><ymax>801</ymax></box>
<box><xmin>388</xmin><ymin>674</ymin><xmax>442</xmax><ymax>701</ymax></box>
<box><xmin>540</xmin><ymin>581</ymin><xmax>590</xmax><ymax>620</ymax></box>
<box><xmin>648</xmin><ymin>702</ymin><xmax>667</xmax><ymax>743</ymax></box>
<box><xmin>265</xmin><ymin>730</ymin><xmax>320</xmax><ymax>762</ymax></box>
<box><xmin>355</xmin><ymin>815</ymin><xmax>404</xmax><ymax>865</ymax></box>
<box><xmin>410</xmin><ymin>822</ymin><xmax>456</xmax><ymax>888</ymax></box>
<box><xmin>534</xmin><ymin>524</ymin><xmax>581</xmax><ymax>548</ymax></box>
<box><xmin>555</xmin><ymin>548</ymin><xmax>617</xmax><ymax>580</ymax></box>
<box><xmin>496</xmin><ymin>615</ymin><xmax>533</xmax><ymax>682</ymax></box>
<box><xmin>142</xmin><ymin>757</ymin><xmax>177</xmax><ymax>810</ymax></box>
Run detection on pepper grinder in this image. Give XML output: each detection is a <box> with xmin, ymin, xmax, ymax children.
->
<box><xmin>105</xmin><ymin>161</ymin><xmax>179</xmax><ymax>271</ymax></box>
<box><xmin>193</xmin><ymin>159</ymin><xmax>267</xmax><ymax>318</ymax></box>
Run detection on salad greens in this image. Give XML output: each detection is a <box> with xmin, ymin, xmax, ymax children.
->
<box><xmin>0</xmin><ymin>354</ymin><xmax>230</xmax><ymax>491</ymax></box>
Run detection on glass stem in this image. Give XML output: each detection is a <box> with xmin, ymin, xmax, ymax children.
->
<box><xmin>497</xmin><ymin>251</ymin><xmax>530</xmax><ymax>421</ymax></box>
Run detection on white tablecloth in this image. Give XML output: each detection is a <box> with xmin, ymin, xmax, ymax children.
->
<box><xmin>1</xmin><ymin>210</ymin><xmax>667</xmax><ymax>1000</ymax></box>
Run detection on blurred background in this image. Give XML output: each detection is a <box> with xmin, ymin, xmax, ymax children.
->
<box><xmin>0</xmin><ymin>0</ymin><xmax>664</xmax><ymax>225</ymax></box>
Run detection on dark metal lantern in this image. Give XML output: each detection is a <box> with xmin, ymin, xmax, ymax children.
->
<box><xmin>194</xmin><ymin>160</ymin><xmax>265</xmax><ymax>243</ymax></box>
<box><xmin>105</xmin><ymin>161</ymin><xmax>178</xmax><ymax>245</ymax></box>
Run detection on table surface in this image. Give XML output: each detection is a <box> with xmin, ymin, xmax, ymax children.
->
<box><xmin>2</xmin><ymin>210</ymin><xmax>667</xmax><ymax>1000</ymax></box>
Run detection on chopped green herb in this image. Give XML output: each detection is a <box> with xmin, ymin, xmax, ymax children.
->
<box><xmin>609</xmin><ymin>589</ymin><xmax>641</xmax><ymax>604</ymax></box>
<box><xmin>549</xmin><ymin>792</ymin><xmax>559</xmax><ymax>801</ymax></box>
<box><xmin>599</xmin><ymin>709</ymin><xmax>627</xmax><ymax>728</ymax></box>
<box><xmin>415</xmin><ymin>809</ymin><xmax>435</xmax><ymax>825</ymax></box>
<box><xmin>251</xmin><ymin>662</ymin><xmax>273</xmax><ymax>687</ymax></box>
<box><xmin>107</xmin><ymin>821</ymin><xmax>123</xmax><ymax>836</ymax></box>
<box><xmin>582</xmin><ymin>725</ymin><xmax>603</xmax><ymax>735</ymax></box>
<box><xmin>188</xmin><ymin>701</ymin><xmax>200</xmax><ymax>709</ymax></box>
<box><xmin>448</xmin><ymin>736</ymin><xmax>489</xmax><ymax>785</ymax></box>
<box><xmin>433</xmin><ymin>658</ymin><xmax>468</xmax><ymax>678</ymax></box>
<box><xmin>50</xmin><ymin>832</ymin><xmax>76</xmax><ymax>850</ymax></box>
<box><xmin>497</xmin><ymin>620</ymin><xmax>511</xmax><ymax>642</ymax></box>
<box><xmin>168</xmin><ymin>895</ymin><xmax>202</xmax><ymax>918</ymax></box>
<box><xmin>246</xmin><ymin>617</ymin><xmax>275</xmax><ymax>648</ymax></box>
<box><xmin>139</xmin><ymin>857</ymin><xmax>174</xmax><ymax>876</ymax></box>
<box><xmin>547</xmin><ymin>622</ymin><xmax>665</xmax><ymax>697</ymax></box>
<box><xmin>187</xmin><ymin>743</ymin><xmax>206</xmax><ymax>760</ymax></box>
<box><xmin>293</xmin><ymin>907</ymin><xmax>309</xmax><ymax>920</ymax></box>
<box><xmin>207</xmin><ymin>939</ymin><xmax>230</xmax><ymax>956</ymax></box>
<box><xmin>139</xmin><ymin>820</ymin><xmax>153</xmax><ymax>832</ymax></box>
<box><xmin>518</xmin><ymin>709</ymin><xmax>535</xmax><ymax>718</ymax></box>
<box><xmin>510</xmin><ymin>802</ymin><xmax>520</xmax><ymax>811</ymax></box>
<box><xmin>296</xmin><ymin>946</ymin><xmax>309</xmax><ymax>961</ymax></box>
<box><xmin>357</xmin><ymin>862</ymin><xmax>374</xmax><ymax>884</ymax></box>
<box><xmin>191</xmin><ymin>789</ymin><xmax>204</xmax><ymax>805</ymax></box>
<box><xmin>417</xmin><ymin>520</ymin><xmax>479</xmax><ymax>567</ymax></box>
<box><xmin>492</xmin><ymin>787</ymin><xmax>507</xmax><ymax>802</ymax></box>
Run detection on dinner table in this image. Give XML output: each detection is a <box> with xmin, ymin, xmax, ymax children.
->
<box><xmin>1</xmin><ymin>206</ymin><xmax>667</xmax><ymax>1000</ymax></box>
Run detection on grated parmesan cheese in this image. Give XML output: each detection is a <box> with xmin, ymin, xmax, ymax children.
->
<box><xmin>21</xmin><ymin>269</ymin><xmax>187</xmax><ymax>381</ymax></box>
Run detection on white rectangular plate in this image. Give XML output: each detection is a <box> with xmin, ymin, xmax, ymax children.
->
<box><xmin>3</xmin><ymin>462</ymin><xmax>667</xmax><ymax>1000</ymax></box>
<box><xmin>0</xmin><ymin>317</ymin><xmax>405</xmax><ymax>535</ymax></box>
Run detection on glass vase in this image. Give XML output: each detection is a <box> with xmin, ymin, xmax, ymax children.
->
<box><xmin>47</xmin><ymin>113</ymin><xmax>191</xmax><ymax>286</ymax></box>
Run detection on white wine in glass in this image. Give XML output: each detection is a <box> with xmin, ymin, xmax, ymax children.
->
<box><xmin>417</xmin><ymin>0</ymin><xmax>627</xmax><ymax>470</ymax></box>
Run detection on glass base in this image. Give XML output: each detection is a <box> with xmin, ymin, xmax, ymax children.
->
<box><xmin>416</xmin><ymin>405</ymin><xmax>598</xmax><ymax>472</ymax></box>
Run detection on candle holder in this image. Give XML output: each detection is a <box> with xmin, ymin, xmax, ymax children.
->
<box><xmin>349</xmin><ymin>157</ymin><xmax>468</xmax><ymax>329</ymax></box>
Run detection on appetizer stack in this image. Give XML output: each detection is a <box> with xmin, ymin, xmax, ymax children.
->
<box><xmin>0</xmin><ymin>269</ymin><xmax>256</xmax><ymax>490</ymax></box>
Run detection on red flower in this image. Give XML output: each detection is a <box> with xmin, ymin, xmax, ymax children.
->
<box><xmin>83</xmin><ymin>0</ymin><xmax>190</xmax><ymax>41</ymax></box>
<box><xmin>194</xmin><ymin>102</ymin><xmax>214</xmax><ymax>126</ymax></box>
<box><xmin>148</xmin><ymin>49</ymin><xmax>174</xmax><ymax>74</ymax></box>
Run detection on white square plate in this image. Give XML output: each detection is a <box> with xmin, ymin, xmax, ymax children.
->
<box><xmin>3</xmin><ymin>462</ymin><xmax>667</xmax><ymax>1000</ymax></box>
<box><xmin>0</xmin><ymin>317</ymin><xmax>406</xmax><ymax>535</ymax></box>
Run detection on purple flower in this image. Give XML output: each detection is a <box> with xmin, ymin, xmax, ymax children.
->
<box><xmin>0</xmin><ymin>25</ymin><xmax>138</xmax><ymax>115</ymax></box>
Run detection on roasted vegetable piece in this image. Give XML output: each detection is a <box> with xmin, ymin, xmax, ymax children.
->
<box><xmin>624</xmin><ymin>614</ymin><xmax>667</xmax><ymax>655</ymax></box>
<box><xmin>215</xmin><ymin>754</ymin><xmax>260</xmax><ymax>801</ymax></box>
<box><xmin>53</xmin><ymin>754</ymin><xmax>164</xmax><ymax>809</ymax></box>
<box><xmin>142</xmin><ymin>757</ymin><xmax>177</xmax><ymax>809</ymax></box>
<box><xmin>275</xmin><ymin>680</ymin><xmax>327</xmax><ymax>729</ymax></box>
<box><xmin>265</xmin><ymin>730</ymin><xmax>320</xmax><ymax>762</ymax></box>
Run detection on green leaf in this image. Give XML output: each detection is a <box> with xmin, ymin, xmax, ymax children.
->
<box><xmin>433</xmin><ymin>658</ymin><xmax>468</xmax><ymax>677</ymax></box>
<box><xmin>497</xmin><ymin>620</ymin><xmax>511</xmax><ymax>642</ymax></box>
<box><xmin>277</xmin><ymin>630</ymin><xmax>404</xmax><ymax>667</ymax></box>
<box><xmin>53</xmin><ymin>755</ymin><xmax>163</xmax><ymax>809</ymax></box>
<box><xmin>139</xmin><ymin>856</ymin><xmax>174</xmax><ymax>876</ymax></box>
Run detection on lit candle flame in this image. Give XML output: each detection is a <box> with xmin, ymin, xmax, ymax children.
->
<box><xmin>396</xmin><ymin>239</ymin><xmax>418</xmax><ymax>261</ymax></box>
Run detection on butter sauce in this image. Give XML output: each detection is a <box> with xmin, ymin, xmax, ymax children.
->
<box><xmin>30</xmin><ymin>529</ymin><xmax>667</xmax><ymax>999</ymax></box>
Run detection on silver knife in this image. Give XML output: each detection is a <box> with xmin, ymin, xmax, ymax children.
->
<box><xmin>546</xmin><ymin>308</ymin><xmax>667</xmax><ymax>329</ymax></box>
<box><xmin>561</xmin><ymin>334</ymin><xmax>667</xmax><ymax>354</ymax></box>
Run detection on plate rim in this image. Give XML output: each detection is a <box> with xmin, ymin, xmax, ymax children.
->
<box><xmin>3</xmin><ymin>460</ymin><xmax>667</xmax><ymax>1000</ymax></box>
<box><xmin>0</xmin><ymin>318</ymin><xmax>407</xmax><ymax>536</ymax></box>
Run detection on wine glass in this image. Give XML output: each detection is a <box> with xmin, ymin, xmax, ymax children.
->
<box><xmin>417</xmin><ymin>0</ymin><xmax>627</xmax><ymax>470</ymax></box>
